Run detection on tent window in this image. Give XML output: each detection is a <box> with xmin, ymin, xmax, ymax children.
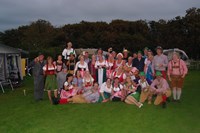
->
<box><xmin>0</xmin><ymin>55</ymin><xmax>5</xmax><ymax>81</ymax></box>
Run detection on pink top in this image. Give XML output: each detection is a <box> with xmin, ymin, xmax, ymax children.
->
<box><xmin>60</xmin><ymin>89</ymin><xmax>77</xmax><ymax>99</ymax></box>
<box><xmin>167</xmin><ymin>59</ymin><xmax>188</xmax><ymax>76</ymax></box>
<box><xmin>150</xmin><ymin>78</ymin><xmax>169</xmax><ymax>93</ymax></box>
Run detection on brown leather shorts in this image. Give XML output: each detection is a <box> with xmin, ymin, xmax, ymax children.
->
<box><xmin>171</xmin><ymin>75</ymin><xmax>184</xmax><ymax>88</ymax></box>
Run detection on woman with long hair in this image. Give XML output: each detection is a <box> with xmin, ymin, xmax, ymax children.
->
<box><xmin>106</xmin><ymin>54</ymin><xmax>115</xmax><ymax>79</ymax></box>
<box><xmin>43</xmin><ymin>56</ymin><xmax>58</xmax><ymax>104</ymax></box>
<box><xmin>124</xmin><ymin>76</ymin><xmax>143</xmax><ymax>108</ymax></box>
<box><xmin>112</xmin><ymin>66</ymin><xmax>126</xmax><ymax>84</ymax></box>
<box><xmin>66</xmin><ymin>53</ymin><xmax>76</xmax><ymax>74</ymax></box>
<box><xmin>72</xmin><ymin>70</ymin><xmax>84</xmax><ymax>94</ymax></box>
<box><xmin>88</xmin><ymin>54</ymin><xmax>97</xmax><ymax>82</ymax></box>
<box><xmin>59</xmin><ymin>74</ymin><xmax>78</xmax><ymax>104</ymax></box>
<box><xmin>98</xmin><ymin>78</ymin><xmax>113</xmax><ymax>103</ymax></box>
<box><xmin>83</xmin><ymin>71</ymin><xmax>94</xmax><ymax>92</ymax></box>
<box><xmin>95</xmin><ymin>55</ymin><xmax>107</xmax><ymax>86</ymax></box>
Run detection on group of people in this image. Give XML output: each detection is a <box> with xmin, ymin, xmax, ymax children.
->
<box><xmin>30</xmin><ymin>41</ymin><xmax>188</xmax><ymax>108</ymax></box>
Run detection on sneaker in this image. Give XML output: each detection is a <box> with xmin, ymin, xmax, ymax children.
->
<box><xmin>139</xmin><ymin>103</ymin><xmax>143</xmax><ymax>108</ymax></box>
<box><xmin>172</xmin><ymin>99</ymin><xmax>177</xmax><ymax>102</ymax></box>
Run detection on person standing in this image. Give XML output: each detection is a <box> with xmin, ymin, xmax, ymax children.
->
<box><xmin>83</xmin><ymin>51</ymin><xmax>91</xmax><ymax>65</ymax></box>
<box><xmin>88</xmin><ymin>55</ymin><xmax>97</xmax><ymax>82</ymax></box>
<box><xmin>167</xmin><ymin>52</ymin><xmax>188</xmax><ymax>102</ymax></box>
<box><xmin>105</xmin><ymin>54</ymin><xmax>114</xmax><ymax>79</ymax></box>
<box><xmin>54</xmin><ymin>55</ymin><xmax>64</xmax><ymax>73</ymax></box>
<box><xmin>143</xmin><ymin>47</ymin><xmax>149</xmax><ymax>58</ymax></box>
<box><xmin>152</xmin><ymin>46</ymin><xmax>168</xmax><ymax>79</ymax></box>
<box><xmin>66</xmin><ymin>53</ymin><xmax>76</xmax><ymax>74</ymax></box>
<box><xmin>56</xmin><ymin>67</ymin><xmax>68</xmax><ymax>92</ymax></box>
<box><xmin>29</xmin><ymin>53</ymin><xmax>46</xmax><ymax>101</ymax></box>
<box><xmin>123</xmin><ymin>49</ymin><xmax>129</xmax><ymax>62</ymax></box>
<box><xmin>95</xmin><ymin>55</ymin><xmax>107</xmax><ymax>86</ymax></box>
<box><xmin>43</xmin><ymin>56</ymin><xmax>58</xmax><ymax>104</ymax></box>
<box><xmin>74</xmin><ymin>55</ymin><xmax>89</xmax><ymax>78</ymax></box>
<box><xmin>62</xmin><ymin>41</ymin><xmax>76</xmax><ymax>62</ymax></box>
<box><xmin>144</xmin><ymin>54</ymin><xmax>154</xmax><ymax>82</ymax></box>
<box><xmin>132</xmin><ymin>51</ymin><xmax>145</xmax><ymax>72</ymax></box>
<box><xmin>113</xmin><ymin>53</ymin><xmax>125</xmax><ymax>70</ymax></box>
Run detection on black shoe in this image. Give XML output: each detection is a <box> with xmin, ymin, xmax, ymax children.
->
<box><xmin>166</xmin><ymin>98</ymin><xmax>170</xmax><ymax>103</ymax></box>
<box><xmin>172</xmin><ymin>99</ymin><xmax>177</xmax><ymax>102</ymax></box>
<box><xmin>162</xmin><ymin>102</ymin><xmax>167</xmax><ymax>108</ymax></box>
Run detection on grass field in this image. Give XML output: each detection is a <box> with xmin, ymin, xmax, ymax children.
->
<box><xmin>0</xmin><ymin>71</ymin><xmax>200</xmax><ymax>133</ymax></box>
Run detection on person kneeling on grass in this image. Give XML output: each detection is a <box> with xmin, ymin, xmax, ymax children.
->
<box><xmin>138</xmin><ymin>72</ymin><xmax>151</xmax><ymax>104</ymax></box>
<box><xmin>68</xmin><ymin>82</ymin><xmax>100</xmax><ymax>103</ymax></box>
<box><xmin>150</xmin><ymin>71</ymin><xmax>171</xmax><ymax>108</ymax></box>
<box><xmin>43</xmin><ymin>56</ymin><xmax>58</xmax><ymax>104</ymax></box>
<box><xmin>98</xmin><ymin>78</ymin><xmax>113</xmax><ymax>103</ymax></box>
<box><xmin>59</xmin><ymin>74</ymin><xmax>78</xmax><ymax>104</ymax></box>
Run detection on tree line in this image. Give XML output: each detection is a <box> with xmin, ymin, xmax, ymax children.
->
<box><xmin>0</xmin><ymin>7</ymin><xmax>200</xmax><ymax>59</ymax></box>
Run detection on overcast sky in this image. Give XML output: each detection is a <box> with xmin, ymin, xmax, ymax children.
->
<box><xmin>0</xmin><ymin>0</ymin><xmax>199</xmax><ymax>31</ymax></box>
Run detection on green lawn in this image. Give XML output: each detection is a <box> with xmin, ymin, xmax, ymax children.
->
<box><xmin>0</xmin><ymin>71</ymin><xmax>200</xmax><ymax>133</ymax></box>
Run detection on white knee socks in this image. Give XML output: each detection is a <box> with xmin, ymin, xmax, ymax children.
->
<box><xmin>173</xmin><ymin>88</ymin><xmax>177</xmax><ymax>100</ymax></box>
<box><xmin>177</xmin><ymin>89</ymin><xmax>182</xmax><ymax>100</ymax></box>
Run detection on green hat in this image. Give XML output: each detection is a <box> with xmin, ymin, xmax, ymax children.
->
<box><xmin>155</xmin><ymin>71</ymin><xmax>162</xmax><ymax>76</ymax></box>
<box><xmin>144</xmin><ymin>47</ymin><xmax>148</xmax><ymax>50</ymax></box>
<box><xmin>138</xmin><ymin>50</ymin><xmax>142</xmax><ymax>54</ymax></box>
<box><xmin>139</xmin><ymin>71</ymin><xmax>145</xmax><ymax>76</ymax></box>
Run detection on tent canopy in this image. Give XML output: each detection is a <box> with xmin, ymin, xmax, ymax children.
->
<box><xmin>0</xmin><ymin>43</ymin><xmax>23</xmax><ymax>82</ymax></box>
<box><xmin>0</xmin><ymin>43</ymin><xmax>21</xmax><ymax>54</ymax></box>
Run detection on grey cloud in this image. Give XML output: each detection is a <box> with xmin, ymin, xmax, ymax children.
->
<box><xmin>0</xmin><ymin>0</ymin><xmax>199</xmax><ymax>31</ymax></box>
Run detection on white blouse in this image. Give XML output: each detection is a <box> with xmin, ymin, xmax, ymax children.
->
<box><xmin>106</xmin><ymin>61</ymin><xmax>114</xmax><ymax>68</ymax></box>
<box><xmin>100</xmin><ymin>82</ymin><xmax>113</xmax><ymax>93</ymax></box>
<box><xmin>138</xmin><ymin>79</ymin><xmax>149</xmax><ymax>89</ymax></box>
<box><xmin>95</xmin><ymin>60</ymin><xmax>106</xmax><ymax>68</ymax></box>
<box><xmin>64</xmin><ymin>81</ymin><xmax>73</xmax><ymax>90</ymax></box>
<box><xmin>43</xmin><ymin>65</ymin><xmax>57</xmax><ymax>71</ymax></box>
<box><xmin>113</xmin><ymin>84</ymin><xmax>123</xmax><ymax>92</ymax></box>
<box><xmin>74</xmin><ymin>61</ymin><xmax>89</xmax><ymax>72</ymax></box>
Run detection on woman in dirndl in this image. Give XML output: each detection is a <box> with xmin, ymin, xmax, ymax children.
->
<box><xmin>66</xmin><ymin>52</ymin><xmax>76</xmax><ymax>74</ymax></box>
<box><xmin>83</xmin><ymin>71</ymin><xmax>94</xmax><ymax>92</ymax></box>
<box><xmin>111</xmin><ymin>77</ymin><xmax>124</xmax><ymax>101</ymax></box>
<box><xmin>59</xmin><ymin>73</ymin><xmax>78</xmax><ymax>104</ymax></box>
<box><xmin>74</xmin><ymin>55</ymin><xmax>89</xmax><ymax>78</ymax></box>
<box><xmin>88</xmin><ymin>54</ymin><xmax>97</xmax><ymax>82</ymax></box>
<box><xmin>105</xmin><ymin>54</ymin><xmax>114</xmax><ymax>79</ymax></box>
<box><xmin>95</xmin><ymin>55</ymin><xmax>107</xmax><ymax>86</ymax></box>
<box><xmin>43</xmin><ymin>56</ymin><xmax>58</xmax><ymax>104</ymax></box>
<box><xmin>98</xmin><ymin>78</ymin><xmax>113</xmax><ymax>103</ymax></box>
<box><xmin>124</xmin><ymin>76</ymin><xmax>143</xmax><ymax>108</ymax></box>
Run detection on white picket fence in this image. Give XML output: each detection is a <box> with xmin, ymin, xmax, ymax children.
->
<box><xmin>189</xmin><ymin>60</ymin><xmax>200</xmax><ymax>70</ymax></box>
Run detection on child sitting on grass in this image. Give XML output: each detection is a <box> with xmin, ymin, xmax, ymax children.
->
<box><xmin>59</xmin><ymin>74</ymin><xmax>78</xmax><ymax>104</ymax></box>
